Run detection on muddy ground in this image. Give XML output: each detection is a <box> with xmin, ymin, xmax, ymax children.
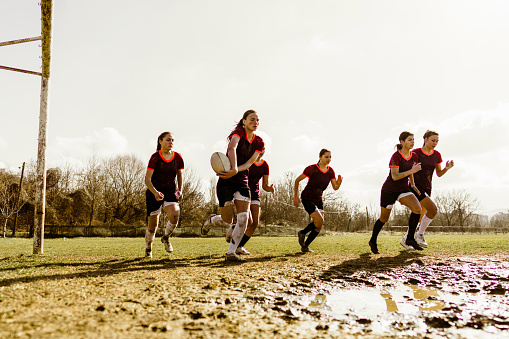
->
<box><xmin>1</xmin><ymin>252</ymin><xmax>508</xmax><ymax>338</ymax></box>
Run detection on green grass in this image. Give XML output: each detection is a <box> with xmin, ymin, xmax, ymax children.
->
<box><xmin>1</xmin><ymin>233</ymin><xmax>508</xmax><ymax>260</ymax></box>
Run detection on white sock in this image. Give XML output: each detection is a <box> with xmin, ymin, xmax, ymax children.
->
<box><xmin>145</xmin><ymin>230</ymin><xmax>156</xmax><ymax>249</ymax></box>
<box><xmin>227</xmin><ymin>212</ymin><xmax>249</xmax><ymax>254</ymax></box>
<box><xmin>212</xmin><ymin>214</ymin><xmax>229</xmax><ymax>227</ymax></box>
<box><xmin>418</xmin><ymin>215</ymin><xmax>433</xmax><ymax>235</ymax></box>
<box><xmin>165</xmin><ymin>221</ymin><xmax>177</xmax><ymax>236</ymax></box>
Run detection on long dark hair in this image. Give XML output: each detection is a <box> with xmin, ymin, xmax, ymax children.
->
<box><xmin>423</xmin><ymin>130</ymin><xmax>439</xmax><ymax>146</ymax></box>
<box><xmin>229</xmin><ymin>110</ymin><xmax>257</xmax><ymax>138</ymax></box>
<box><xmin>156</xmin><ymin>131</ymin><xmax>172</xmax><ymax>150</ymax></box>
<box><xmin>395</xmin><ymin>131</ymin><xmax>413</xmax><ymax>150</ymax></box>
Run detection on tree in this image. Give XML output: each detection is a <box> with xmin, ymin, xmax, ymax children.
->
<box><xmin>0</xmin><ymin>170</ymin><xmax>27</xmax><ymax>237</ymax></box>
<box><xmin>178</xmin><ymin>166</ymin><xmax>206</xmax><ymax>226</ymax></box>
<box><xmin>434</xmin><ymin>189</ymin><xmax>481</xmax><ymax>227</ymax></box>
<box><xmin>101</xmin><ymin>154</ymin><xmax>146</xmax><ymax>225</ymax></box>
<box><xmin>491</xmin><ymin>211</ymin><xmax>509</xmax><ymax>228</ymax></box>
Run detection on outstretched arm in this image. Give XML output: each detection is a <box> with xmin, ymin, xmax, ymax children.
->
<box><xmin>436</xmin><ymin>160</ymin><xmax>454</xmax><ymax>177</ymax></box>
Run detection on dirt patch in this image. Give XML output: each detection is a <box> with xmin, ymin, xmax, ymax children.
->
<box><xmin>0</xmin><ymin>252</ymin><xmax>508</xmax><ymax>338</ymax></box>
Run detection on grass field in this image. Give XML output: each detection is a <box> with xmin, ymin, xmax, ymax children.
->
<box><xmin>1</xmin><ymin>232</ymin><xmax>508</xmax><ymax>259</ymax></box>
<box><xmin>1</xmin><ymin>233</ymin><xmax>508</xmax><ymax>338</ymax></box>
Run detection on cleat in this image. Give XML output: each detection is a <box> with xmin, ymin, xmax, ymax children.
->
<box><xmin>297</xmin><ymin>231</ymin><xmax>305</xmax><ymax>247</ymax></box>
<box><xmin>301</xmin><ymin>246</ymin><xmax>314</xmax><ymax>253</ymax></box>
<box><xmin>225</xmin><ymin>225</ymin><xmax>234</xmax><ymax>243</ymax></box>
<box><xmin>201</xmin><ymin>214</ymin><xmax>216</xmax><ymax>235</ymax></box>
<box><xmin>369</xmin><ymin>240</ymin><xmax>380</xmax><ymax>254</ymax></box>
<box><xmin>415</xmin><ymin>234</ymin><xmax>428</xmax><ymax>248</ymax></box>
<box><xmin>225</xmin><ymin>252</ymin><xmax>246</xmax><ymax>262</ymax></box>
<box><xmin>235</xmin><ymin>247</ymin><xmax>251</xmax><ymax>255</ymax></box>
<box><xmin>400</xmin><ymin>237</ymin><xmax>415</xmax><ymax>250</ymax></box>
<box><xmin>144</xmin><ymin>248</ymin><xmax>152</xmax><ymax>259</ymax></box>
<box><xmin>161</xmin><ymin>235</ymin><xmax>173</xmax><ymax>253</ymax></box>
<box><xmin>405</xmin><ymin>239</ymin><xmax>423</xmax><ymax>251</ymax></box>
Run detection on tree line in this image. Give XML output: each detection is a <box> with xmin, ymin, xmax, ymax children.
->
<box><xmin>1</xmin><ymin>154</ymin><xmax>507</xmax><ymax>237</ymax></box>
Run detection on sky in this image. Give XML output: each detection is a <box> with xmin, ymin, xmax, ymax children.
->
<box><xmin>1</xmin><ymin>0</ymin><xmax>508</xmax><ymax>216</ymax></box>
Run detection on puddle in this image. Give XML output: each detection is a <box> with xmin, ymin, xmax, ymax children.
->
<box><xmin>302</xmin><ymin>284</ymin><xmax>509</xmax><ymax>337</ymax></box>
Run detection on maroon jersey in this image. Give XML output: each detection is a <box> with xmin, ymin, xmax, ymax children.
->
<box><xmin>227</xmin><ymin>127</ymin><xmax>264</xmax><ymax>186</ymax></box>
<box><xmin>381</xmin><ymin>150</ymin><xmax>418</xmax><ymax>193</ymax></box>
<box><xmin>146</xmin><ymin>151</ymin><xmax>184</xmax><ymax>199</ymax></box>
<box><xmin>248</xmin><ymin>160</ymin><xmax>269</xmax><ymax>196</ymax></box>
<box><xmin>301</xmin><ymin>164</ymin><xmax>336</xmax><ymax>202</ymax></box>
<box><xmin>412</xmin><ymin>148</ymin><xmax>442</xmax><ymax>190</ymax></box>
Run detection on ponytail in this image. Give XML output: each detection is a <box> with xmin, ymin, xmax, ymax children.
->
<box><xmin>229</xmin><ymin>109</ymin><xmax>257</xmax><ymax>138</ymax></box>
<box><xmin>156</xmin><ymin>132</ymin><xmax>172</xmax><ymax>150</ymax></box>
<box><xmin>395</xmin><ymin>131</ymin><xmax>413</xmax><ymax>150</ymax></box>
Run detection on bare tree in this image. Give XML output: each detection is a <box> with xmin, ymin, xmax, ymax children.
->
<box><xmin>435</xmin><ymin>189</ymin><xmax>481</xmax><ymax>227</ymax></box>
<box><xmin>0</xmin><ymin>170</ymin><xmax>27</xmax><ymax>237</ymax></box>
<box><xmin>490</xmin><ymin>211</ymin><xmax>509</xmax><ymax>228</ymax></box>
<box><xmin>179</xmin><ymin>166</ymin><xmax>206</xmax><ymax>226</ymax></box>
<box><xmin>101</xmin><ymin>154</ymin><xmax>146</xmax><ymax>225</ymax></box>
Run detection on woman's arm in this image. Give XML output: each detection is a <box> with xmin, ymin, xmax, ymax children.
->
<box><xmin>331</xmin><ymin>174</ymin><xmax>343</xmax><ymax>190</ymax></box>
<box><xmin>218</xmin><ymin>135</ymin><xmax>240</xmax><ymax>179</ymax></box>
<box><xmin>145</xmin><ymin>169</ymin><xmax>164</xmax><ymax>200</ymax></box>
<box><xmin>293</xmin><ymin>174</ymin><xmax>307</xmax><ymax>207</ymax></box>
<box><xmin>391</xmin><ymin>162</ymin><xmax>421</xmax><ymax>181</ymax></box>
<box><xmin>436</xmin><ymin>160</ymin><xmax>454</xmax><ymax>177</ymax></box>
<box><xmin>261</xmin><ymin>175</ymin><xmax>275</xmax><ymax>196</ymax></box>
<box><xmin>176</xmin><ymin>169</ymin><xmax>183</xmax><ymax>200</ymax></box>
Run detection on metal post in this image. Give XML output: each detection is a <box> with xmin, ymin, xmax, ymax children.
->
<box><xmin>33</xmin><ymin>0</ymin><xmax>53</xmax><ymax>254</ymax></box>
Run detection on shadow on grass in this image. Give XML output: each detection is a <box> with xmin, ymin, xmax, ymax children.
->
<box><xmin>319</xmin><ymin>251</ymin><xmax>426</xmax><ymax>282</ymax></box>
<box><xmin>0</xmin><ymin>252</ymin><xmax>303</xmax><ymax>287</ymax></box>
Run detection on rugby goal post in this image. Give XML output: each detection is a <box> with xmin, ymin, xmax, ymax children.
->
<box><xmin>0</xmin><ymin>0</ymin><xmax>53</xmax><ymax>254</ymax></box>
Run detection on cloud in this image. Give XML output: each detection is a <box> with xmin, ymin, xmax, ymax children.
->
<box><xmin>48</xmin><ymin>127</ymin><xmax>129</xmax><ymax>161</ymax></box>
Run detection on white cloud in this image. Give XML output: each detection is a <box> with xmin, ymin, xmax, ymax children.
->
<box><xmin>48</xmin><ymin>127</ymin><xmax>129</xmax><ymax>160</ymax></box>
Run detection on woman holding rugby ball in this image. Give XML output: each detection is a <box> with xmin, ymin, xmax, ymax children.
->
<box><xmin>144</xmin><ymin>131</ymin><xmax>184</xmax><ymax>258</ymax></box>
<box><xmin>401</xmin><ymin>130</ymin><xmax>454</xmax><ymax>248</ymax></box>
<box><xmin>369</xmin><ymin>131</ymin><xmax>423</xmax><ymax>254</ymax></box>
<box><xmin>293</xmin><ymin>149</ymin><xmax>342</xmax><ymax>253</ymax></box>
<box><xmin>202</xmin><ymin>110</ymin><xmax>264</xmax><ymax>262</ymax></box>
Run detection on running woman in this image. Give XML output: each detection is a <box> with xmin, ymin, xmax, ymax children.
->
<box><xmin>293</xmin><ymin>149</ymin><xmax>342</xmax><ymax>253</ymax></box>
<box><xmin>201</xmin><ymin>110</ymin><xmax>264</xmax><ymax>262</ymax></box>
<box><xmin>401</xmin><ymin>130</ymin><xmax>454</xmax><ymax>248</ymax></box>
<box><xmin>369</xmin><ymin>131</ymin><xmax>422</xmax><ymax>254</ymax></box>
<box><xmin>235</xmin><ymin>148</ymin><xmax>275</xmax><ymax>255</ymax></box>
<box><xmin>144</xmin><ymin>132</ymin><xmax>184</xmax><ymax>258</ymax></box>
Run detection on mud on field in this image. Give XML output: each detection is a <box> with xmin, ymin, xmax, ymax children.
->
<box><xmin>1</xmin><ymin>252</ymin><xmax>508</xmax><ymax>338</ymax></box>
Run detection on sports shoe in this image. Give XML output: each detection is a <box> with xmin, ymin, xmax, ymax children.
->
<box><xmin>236</xmin><ymin>247</ymin><xmax>251</xmax><ymax>255</ymax></box>
<box><xmin>297</xmin><ymin>231</ymin><xmax>305</xmax><ymax>247</ymax></box>
<box><xmin>369</xmin><ymin>240</ymin><xmax>380</xmax><ymax>254</ymax></box>
<box><xmin>415</xmin><ymin>234</ymin><xmax>428</xmax><ymax>248</ymax></box>
<box><xmin>161</xmin><ymin>235</ymin><xmax>173</xmax><ymax>253</ymax></box>
<box><xmin>301</xmin><ymin>246</ymin><xmax>314</xmax><ymax>253</ymax></box>
<box><xmin>405</xmin><ymin>238</ymin><xmax>424</xmax><ymax>251</ymax></box>
<box><xmin>225</xmin><ymin>252</ymin><xmax>246</xmax><ymax>262</ymax></box>
<box><xmin>400</xmin><ymin>237</ymin><xmax>415</xmax><ymax>250</ymax></box>
<box><xmin>201</xmin><ymin>214</ymin><xmax>216</xmax><ymax>235</ymax></box>
<box><xmin>144</xmin><ymin>248</ymin><xmax>152</xmax><ymax>259</ymax></box>
<box><xmin>225</xmin><ymin>225</ymin><xmax>234</xmax><ymax>243</ymax></box>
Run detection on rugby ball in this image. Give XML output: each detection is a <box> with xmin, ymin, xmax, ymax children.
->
<box><xmin>210</xmin><ymin>152</ymin><xmax>231</xmax><ymax>173</ymax></box>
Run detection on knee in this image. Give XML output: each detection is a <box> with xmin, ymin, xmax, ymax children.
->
<box><xmin>427</xmin><ymin>206</ymin><xmax>438</xmax><ymax>218</ymax></box>
<box><xmin>314</xmin><ymin>218</ymin><xmax>324</xmax><ymax>229</ymax></box>
<box><xmin>412</xmin><ymin>206</ymin><xmax>422</xmax><ymax>215</ymax></box>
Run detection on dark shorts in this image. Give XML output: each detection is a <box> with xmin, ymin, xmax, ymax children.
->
<box><xmin>411</xmin><ymin>186</ymin><xmax>432</xmax><ymax>202</ymax></box>
<box><xmin>250</xmin><ymin>190</ymin><xmax>260</xmax><ymax>202</ymax></box>
<box><xmin>380</xmin><ymin>189</ymin><xmax>413</xmax><ymax>209</ymax></box>
<box><xmin>216</xmin><ymin>178</ymin><xmax>251</xmax><ymax>207</ymax></box>
<box><xmin>302</xmin><ymin>199</ymin><xmax>323</xmax><ymax>215</ymax></box>
<box><xmin>146</xmin><ymin>190</ymin><xmax>178</xmax><ymax>217</ymax></box>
